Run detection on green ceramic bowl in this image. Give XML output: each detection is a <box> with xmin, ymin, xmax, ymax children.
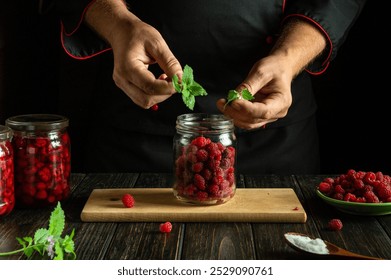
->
<box><xmin>316</xmin><ymin>189</ymin><xmax>391</xmax><ymax>216</ymax></box>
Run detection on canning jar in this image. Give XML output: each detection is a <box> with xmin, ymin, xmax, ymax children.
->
<box><xmin>173</xmin><ymin>113</ymin><xmax>236</xmax><ymax>205</ymax></box>
<box><xmin>6</xmin><ymin>114</ymin><xmax>71</xmax><ymax>208</ymax></box>
<box><xmin>0</xmin><ymin>125</ymin><xmax>14</xmax><ymax>217</ymax></box>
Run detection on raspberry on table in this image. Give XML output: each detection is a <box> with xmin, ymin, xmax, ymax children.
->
<box><xmin>122</xmin><ymin>193</ymin><xmax>135</xmax><ymax>208</ymax></box>
<box><xmin>159</xmin><ymin>221</ymin><xmax>172</xmax><ymax>233</ymax></box>
<box><xmin>328</xmin><ymin>218</ymin><xmax>343</xmax><ymax>231</ymax></box>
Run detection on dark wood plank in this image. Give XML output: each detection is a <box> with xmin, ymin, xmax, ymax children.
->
<box><xmin>243</xmin><ymin>174</ymin><xmax>322</xmax><ymax>259</ymax></box>
<box><xmin>0</xmin><ymin>174</ymin><xmax>86</xmax><ymax>260</ymax></box>
<box><xmin>104</xmin><ymin>172</ymin><xmax>182</xmax><ymax>259</ymax></box>
<box><xmin>63</xmin><ymin>173</ymin><xmax>139</xmax><ymax>260</ymax></box>
<box><xmin>181</xmin><ymin>222</ymin><xmax>255</xmax><ymax>260</ymax></box>
<box><xmin>180</xmin><ymin>175</ymin><xmax>256</xmax><ymax>260</ymax></box>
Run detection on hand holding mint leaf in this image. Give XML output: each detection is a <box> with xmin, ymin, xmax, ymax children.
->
<box><xmin>172</xmin><ymin>65</ymin><xmax>208</xmax><ymax>110</ymax></box>
<box><xmin>0</xmin><ymin>202</ymin><xmax>76</xmax><ymax>260</ymax></box>
<box><xmin>224</xmin><ymin>88</ymin><xmax>255</xmax><ymax>110</ymax></box>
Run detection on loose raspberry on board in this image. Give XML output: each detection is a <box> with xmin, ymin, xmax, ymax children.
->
<box><xmin>122</xmin><ymin>193</ymin><xmax>135</xmax><ymax>208</ymax></box>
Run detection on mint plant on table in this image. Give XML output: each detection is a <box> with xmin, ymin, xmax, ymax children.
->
<box><xmin>0</xmin><ymin>202</ymin><xmax>76</xmax><ymax>260</ymax></box>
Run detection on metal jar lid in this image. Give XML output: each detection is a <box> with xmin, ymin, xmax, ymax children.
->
<box><xmin>5</xmin><ymin>114</ymin><xmax>69</xmax><ymax>132</ymax></box>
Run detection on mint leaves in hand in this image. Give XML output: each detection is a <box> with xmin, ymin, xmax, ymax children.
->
<box><xmin>172</xmin><ymin>65</ymin><xmax>208</xmax><ymax>110</ymax></box>
<box><xmin>0</xmin><ymin>202</ymin><xmax>76</xmax><ymax>260</ymax></box>
<box><xmin>224</xmin><ymin>88</ymin><xmax>255</xmax><ymax>110</ymax></box>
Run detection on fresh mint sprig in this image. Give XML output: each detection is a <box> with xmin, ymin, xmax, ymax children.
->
<box><xmin>172</xmin><ymin>64</ymin><xmax>208</xmax><ymax>110</ymax></box>
<box><xmin>224</xmin><ymin>88</ymin><xmax>255</xmax><ymax>110</ymax></box>
<box><xmin>0</xmin><ymin>202</ymin><xmax>76</xmax><ymax>260</ymax></box>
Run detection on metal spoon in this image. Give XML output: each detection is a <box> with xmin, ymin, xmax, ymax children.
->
<box><xmin>284</xmin><ymin>232</ymin><xmax>383</xmax><ymax>260</ymax></box>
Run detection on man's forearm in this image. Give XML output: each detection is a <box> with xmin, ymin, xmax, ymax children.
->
<box><xmin>84</xmin><ymin>0</ymin><xmax>136</xmax><ymax>46</ymax></box>
<box><xmin>271</xmin><ymin>18</ymin><xmax>327</xmax><ymax>77</ymax></box>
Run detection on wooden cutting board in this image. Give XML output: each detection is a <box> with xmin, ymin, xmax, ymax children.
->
<box><xmin>80</xmin><ymin>188</ymin><xmax>307</xmax><ymax>223</ymax></box>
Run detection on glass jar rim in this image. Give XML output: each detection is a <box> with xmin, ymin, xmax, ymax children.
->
<box><xmin>176</xmin><ymin>113</ymin><xmax>233</xmax><ymax>134</ymax></box>
<box><xmin>5</xmin><ymin>114</ymin><xmax>69</xmax><ymax>131</ymax></box>
<box><xmin>0</xmin><ymin>125</ymin><xmax>12</xmax><ymax>140</ymax></box>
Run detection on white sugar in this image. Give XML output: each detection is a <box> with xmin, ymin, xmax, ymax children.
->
<box><xmin>285</xmin><ymin>233</ymin><xmax>329</xmax><ymax>255</ymax></box>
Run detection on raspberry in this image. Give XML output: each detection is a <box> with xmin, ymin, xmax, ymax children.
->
<box><xmin>318</xmin><ymin>182</ymin><xmax>331</xmax><ymax>194</ymax></box>
<box><xmin>122</xmin><ymin>193</ymin><xmax>135</xmax><ymax>208</ymax></box>
<box><xmin>318</xmin><ymin>169</ymin><xmax>391</xmax><ymax>204</ymax></box>
<box><xmin>191</xmin><ymin>136</ymin><xmax>210</xmax><ymax>148</ymax></box>
<box><xmin>159</xmin><ymin>221</ymin><xmax>172</xmax><ymax>233</ymax></box>
<box><xmin>193</xmin><ymin>173</ymin><xmax>206</xmax><ymax>190</ymax></box>
<box><xmin>150</xmin><ymin>104</ymin><xmax>159</xmax><ymax>111</ymax></box>
<box><xmin>196</xmin><ymin>149</ymin><xmax>209</xmax><ymax>162</ymax></box>
<box><xmin>328</xmin><ymin>219</ymin><xmax>343</xmax><ymax>231</ymax></box>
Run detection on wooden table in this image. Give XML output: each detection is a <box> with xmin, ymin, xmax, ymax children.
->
<box><xmin>1</xmin><ymin>173</ymin><xmax>391</xmax><ymax>260</ymax></box>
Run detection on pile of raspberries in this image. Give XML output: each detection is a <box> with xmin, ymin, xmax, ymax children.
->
<box><xmin>174</xmin><ymin>136</ymin><xmax>236</xmax><ymax>202</ymax></box>
<box><xmin>318</xmin><ymin>169</ymin><xmax>391</xmax><ymax>203</ymax></box>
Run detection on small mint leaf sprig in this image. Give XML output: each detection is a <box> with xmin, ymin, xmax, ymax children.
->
<box><xmin>224</xmin><ymin>88</ymin><xmax>255</xmax><ymax>110</ymax></box>
<box><xmin>0</xmin><ymin>202</ymin><xmax>76</xmax><ymax>260</ymax></box>
<box><xmin>172</xmin><ymin>64</ymin><xmax>208</xmax><ymax>110</ymax></box>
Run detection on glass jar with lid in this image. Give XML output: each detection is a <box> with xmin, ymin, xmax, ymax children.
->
<box><xmin>0</xmin><ymin>125</ymin><xmax>14</xmax><ymax>217</ymax></box>
<box><xmin>6</xmin><ymin>114</ymin><xmax>71</xmax><ymax>208</ymax></box>
<box><xmin>173</xmin><ymin>113</ymin><xmax>236</xmax><ymax>205</ymax></box>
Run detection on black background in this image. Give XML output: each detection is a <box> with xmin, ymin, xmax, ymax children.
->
<box><xmin>1</xmin><ymin>1</ymin><xmax>387</xmax><ymax>175</ymax></box>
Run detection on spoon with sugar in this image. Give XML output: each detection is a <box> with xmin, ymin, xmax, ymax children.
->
<box><xmin>284</xmin><ymin>232</ymin><xmax>382</xmax><ymax>260</ymax></box>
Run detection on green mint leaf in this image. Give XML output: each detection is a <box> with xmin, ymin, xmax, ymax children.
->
<box><xmin>34</xmin><ymin>228</ymin><xmax>49</xmax><ymax>244</ymax></box>
<box><xmin>62</xmin><ymin>229</ymin><xmax>76</xmax><ymax>259</ymax></box>
<box><xmin>189</xmin><ymin>82</ymin><xmax>207</xmax><ymax>96</ymax></box>
<box><xmin>172</xmin><ymin>64</ymin><xmax>207</xmax><ymax>110</ymax></box>
<box><xmin>182</xmin><ymin>94</ymin><xmax>195</xmax><ymax>110</ymax></box>
<box><xmin>16</xmin><ymin>237</ymin><xmax>34</xmax><ymax>257</ymax></box>
<box><xmin>0</xmin><ymin>202</ymin><xmax>76</xmax><ymax>260</ymax></box>
<box><xmin>172</xmin><ymin>74</ymin><xmax>182</xmax><ymax>92</ymax></box>
<box><xmin>224</xmin><ymin>88</ymin><xmax>254</xmax><ymax>110</ymax></box>
<box><xmin>53</xmin><ymin>241</ymin><xmax>64</xmax><ymax>260</ymax></box>
<box><xmin>49</xmin><ymin>202</ymin><xmax>65</xmax><ymax>237</ymax></box>
<box><xmin>241</xmin><ymin>89</ymin><xmax>254</xmax><ymax>101</ymax></box>
<box><xmin>182</xmin><ymin>65</ymin><xmax>194</xmax><ymax>86</ymax></box>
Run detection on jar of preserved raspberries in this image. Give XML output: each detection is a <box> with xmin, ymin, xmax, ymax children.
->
<box><xmin>173</xmin><ymin>113</ymin><xmax>236</xmax><ymax>205</ymax></box>
<box><xmin>0</xmin><ymin>125</ymin><xmax>14</xmax><ymax>217</ymax></box>
<box><xmin>6</xmin><ymin>114</ymin><xmax>71</xmax><ymax>208</ymax></box>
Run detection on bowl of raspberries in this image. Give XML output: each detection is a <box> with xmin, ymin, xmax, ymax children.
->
<box><xmin>316</xmin><ymin>169</ymin><xmax>391</xmax><ymax>216</ymax></box>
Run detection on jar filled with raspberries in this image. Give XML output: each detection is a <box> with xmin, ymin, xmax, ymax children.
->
<box><xmin>173</xmin><ymin>113</ymin><xmax>236</xmax><ymax>205</ymax></box>
<box><xmin>6</xmin><ymin>114</ymin><xmax>71</xmax><ymax>208</ymax></box>
<box><xmin>0</xmin><ymin>125</ymin><xmax>14</xmax><ymax>217</ymax></box>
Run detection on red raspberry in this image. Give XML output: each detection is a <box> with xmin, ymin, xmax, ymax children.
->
<box><xmin>196</xmin><ymin>149</ymin><xmax>209</xmax><ymax>162</ymax></box>
<box><xmin>191</xmin><ymin>136</ymin><xmax>210</xmax><ymax>148</ymax></box>
<box><xmin>363</xmin><ymin>190</ymin><xmax>379</xmax><ymax>203</ymax></box>
<box><xmin>122</xmin><ymin>193</ymin><xmax>135</xmax><ymax>208</ymax></box>
<box><xmin>150</xmin><ymin>104</ymin><xmax>159</xmax><ymax>111</ymax></box>
<box><xmin>159</xmin><ymin>221</ymin><xmax>172</xmax><ymax>233</ymax></box>
<box><xmin>192</xmin><ymin>162</ymin><xmax>203</xmax><ymax>173</ymax></box>
<box><xmin>318</xmin><ymin>182</ymin><xmax>331</xmax><ymax>194</ymax></box>
<box><xmin>193</xmin><ymin>174</ymin><xmax>206</xmax><ymax>190</ymax></box>
<box><xmin>328</xmin><ymin>219</ymin><xmax>343</xmax><ymax>231</ymax></box>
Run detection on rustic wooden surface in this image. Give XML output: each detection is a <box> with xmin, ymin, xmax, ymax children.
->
<box><xmin>1</xmin><ymin>173</ymin><xmax>391</xmax><ymax>260</ymax></box>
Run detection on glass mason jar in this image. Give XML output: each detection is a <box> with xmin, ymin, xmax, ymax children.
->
<box><xmin>6</xmin><ymin>114</ymin><xmax>71</xmax><ymax>208</ymax></box>
<box><xmin>173</xmin><ymin>113</ymin><xmax>237</xmax><ymax>205</ymax></box>
<box><xmin>0</xmin><ymin>125</ymin><xmax>14</xmax><ymax>217</ymax></box>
